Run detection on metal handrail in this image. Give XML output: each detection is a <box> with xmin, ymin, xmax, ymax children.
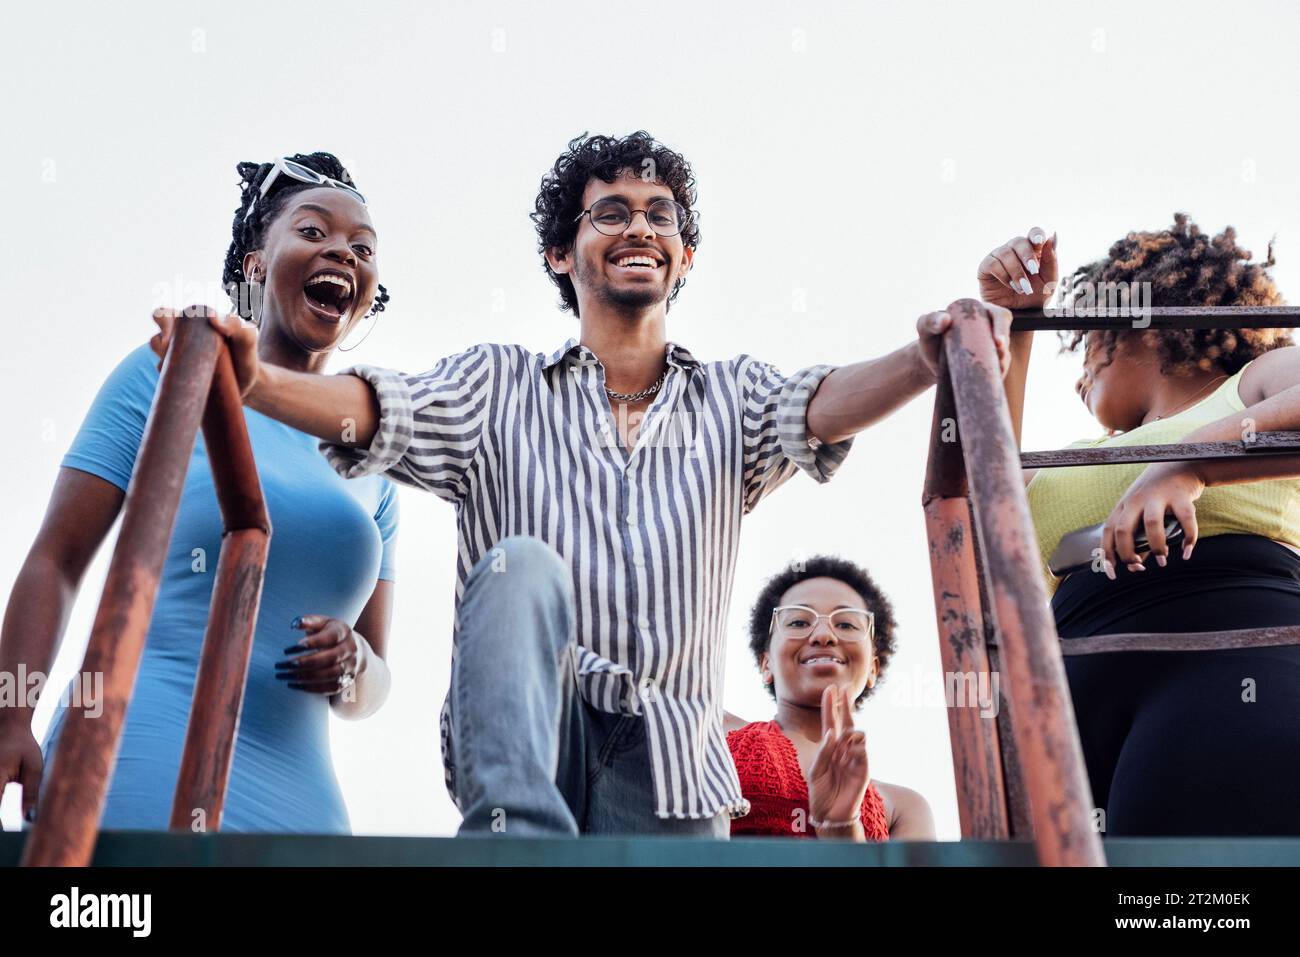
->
<box><xmin>925</xmin><ymin>303</ymin><xmax>1300</xmax><ymax>865</ymax></box>
<box><xmin>22</xmin><ymin>314</ymin><xmax>271</xmax><ymax>866</ymax></box>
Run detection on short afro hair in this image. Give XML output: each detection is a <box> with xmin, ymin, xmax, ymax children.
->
<box><xmin>1063</xmin><ymin>212</ymin><xmax>1289</xmax><ymax>376</ymax></box>
<box><xmin>222</xmin><ymin>151</ymin><xmax>390</xmax><ymax>324</ymax></box>
<box><xmin>531</xmin><ymin>131</ymin><xmax>700</xmax><ymax>317</ymax></box>
<box><xmin>747</xmin><ymin>555</ymin><xmax>898</xmax><ymax>709</ymax></box>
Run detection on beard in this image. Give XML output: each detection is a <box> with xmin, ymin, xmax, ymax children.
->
<box><xmin>573</xmin><ymin>248</ymin><xmax>671</xmax><ymax>314</ymax></box>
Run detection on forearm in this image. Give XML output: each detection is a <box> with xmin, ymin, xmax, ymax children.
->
<box><xmin>0</xmin><ymin>556</ymin><xmax>78</xmax><ymax>728</ymax></box>
<box><xmin>1178</xmin><ymin>388</ymin><xmax>1300</xmax><ymax>486</ymax></box>
<box><xmin>250</xmin><ymin>363</ymin><xmax>381</xmax><ymax>449</ymax></box>
<box><xmin>806</xmin><ymin>341</ymin><xmax>936</xmax><ymax>445</ymax></box>
<box><xmin>1004</xmin><ymin>330</ymin><xmax>1034</xmax><ymax>449</ymax></box>
<box><xmin>329</xmin><ymin>633</ymin><xmax>390</xmax><ymax>720</ymax></box>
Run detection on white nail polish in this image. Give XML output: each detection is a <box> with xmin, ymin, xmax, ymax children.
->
<box><xmin>1030</xmin><ymin>231</ymin><xmax>1046</xmax><ymax>244</ymax></box>
<box><xmin>1018</xmin><ymin>278</ymin><xmax>1033</xmax><ymax>295</ymax></box>
<box><xmin>1026</xmin><ymin>258</ymin><xmax>1039</xmax><ymax>275</ymax></box>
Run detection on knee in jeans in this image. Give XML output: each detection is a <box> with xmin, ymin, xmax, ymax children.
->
<box><xmin>468</xmin><ymin>536</ymin><xmax>574</xmax><ymax>622</ymax></box>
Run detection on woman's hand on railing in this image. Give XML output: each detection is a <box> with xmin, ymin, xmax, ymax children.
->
<box><xmin>808</xmin><ymin>685</ymin><xmax>869</xmax><ymax>839</ymax></box>
<box><xmin>0</xmin><ymin>719</ymin><xmax>44</xmax><ymax>825</ymax></box>
<box><xmin>150</xmin><ymin>307</ymin><xmax>263</xmax><ymax>402</ymax></box>
<box><xmin>274</xmin><ymin>614</ymin><xmax>366</xmax><ymax>696</ymax></box>
<box><xmin>978</xmin><ymin>227</ymin><xmax>1057</xmax><ymax>310</ymax></box>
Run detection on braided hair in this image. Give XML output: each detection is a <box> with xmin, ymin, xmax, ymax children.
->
<box><xmin>221</xmin><ymin>152</ymin><xmax>390</xmax><ymax>324</ymax></box>
<box><xmin>1063</xmin><ymin>213</ymin><xmax>1288</xmax><ymax>376</ymax></box>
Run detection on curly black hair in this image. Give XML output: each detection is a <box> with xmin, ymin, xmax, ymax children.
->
<box><xmin>1063</xmin><ymin>212</ymin><xmax>1289</xmax><ymax>376</ymax></box>
<box><xmin>531</xmin><ymin>131</ymin><xmax>700</xmax><ymax>317</ymax></box>
<box><xmin>221</xmin><ymin>152</ymin><xmax>390</xmax><ymax>324</ymax></box>
<box><xmin>747</xmin><ymin>556</ymin><xmax>898</xmax><ymax>710</ymax></box>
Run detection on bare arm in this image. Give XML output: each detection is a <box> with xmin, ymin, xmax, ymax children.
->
<box><xmin>1005</xmin><ymin>331</ymin><xmax>1034</xmax><ymax>451</ymax></box>
<box><xmin>976</xmin><ymin>228</ymin><xmax>1058</xmax><ymax>483</ymax></box>
<box><xmin>329</xmin><ymin>580</ymin><xmax>394</xmax><ymax>720</ymax></box>
<box><xmin>151</xmin><ymin>309</ymin><xmax>381</xmax><ymax>449</ymax></box>
<box><xmin>880</xmin><ymin>782</ymin><xmax>937</xmax><ymax>840</ymax></box>
<box><xmin>806</xmin><ymin>341</ymin><xmax>936</xmax><ymax>445</ymax></box>
<box><xmin>807</xmin><ymin>303</ymin><xmax>1014</xmax><ymax>447</ymax></box>
<box><xmin>722</xmin><ymin>709</ymin><xmax>748</xmax><ymax>734</ymax></box>
<box><xmin>1184</xmin><ymin>347</ymin><xmax>1300</xmax><ymax>486</ymax></box>
<box><xmin>0</xmin><ymin>469</ymin><xmax>125</xmax><ymax>818</ymax></box>
<box><xmin>1102</xmin><ymin>347</ymin><xmax>1300</xmax><ymax>568</ymax></box>
<box><xmin>252</xmin><ymin>362</ymin><xmax>381</xmax><ymax>450</ymax></box>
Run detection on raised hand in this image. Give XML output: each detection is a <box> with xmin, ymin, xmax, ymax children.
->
<box><xmin>808</xmin><ymin>684</ymin><xmax>870</xmax><ymax>835</ymax></box>
<box><xmin>977</xmin><ymin>226</ymin><xmax>1058</xmax><ymax>310</ymax></box>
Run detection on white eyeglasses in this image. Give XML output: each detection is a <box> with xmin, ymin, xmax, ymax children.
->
<box><xmin>769</xmin><ymin>605</ymin><xmax>875</xmax><ymax>642</ymax></box>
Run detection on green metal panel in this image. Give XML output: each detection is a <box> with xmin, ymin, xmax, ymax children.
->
<box><xmin>3</xmin><ymin>831</ymin><xmax>1299</xmax><ymax>866</ymax></box>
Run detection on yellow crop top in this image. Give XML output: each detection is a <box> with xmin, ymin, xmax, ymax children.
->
<box><xmin>1025</xmin><ymin>362</ymin><xmax>1300</xmax><ymax>595</ymax></box>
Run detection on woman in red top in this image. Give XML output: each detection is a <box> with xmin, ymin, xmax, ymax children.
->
<box><xmin>726</xmin><ymin>556</ymin><xmax>935</xmax><ymax>840</ymax></box>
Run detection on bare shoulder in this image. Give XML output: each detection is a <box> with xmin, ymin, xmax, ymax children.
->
<box><xmin>874</xmin><ymin>780</ymin><xmax>937</xmax><ymax>840</ymax></box>
<box><xmin>1239</xmin><ymin>345</ymin><xmax>1300</xmax><ymax>404</ymax></box>
<box><xmin>723</xmin><ymin>710</ymin><xmax>750</xmax><ymax>734</ymax></box>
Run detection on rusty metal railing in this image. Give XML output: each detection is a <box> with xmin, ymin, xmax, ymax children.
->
<box><xmin>926</xmin><ymin>302</ymin><xmax>1300</xmax><ymax>866</ymax></box>
<box><xmin>22</xmin><ymin>315</ymin><xmax>270</xmax><ymax>866</ymax></box>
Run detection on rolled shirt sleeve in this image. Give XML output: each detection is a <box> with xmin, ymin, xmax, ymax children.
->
<box><xmin>739</xmin><ymin>358</ymin><xmax>853</xmax><ymax>514</ymax></box>
<box><xmin>320</xmin><ymin>345</ymin><xmax>494</xmax><ymax>505</ymax></box>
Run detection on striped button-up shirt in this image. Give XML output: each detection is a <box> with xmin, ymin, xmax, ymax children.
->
<box><xmin>321</xmin><ymin>338</ymin><xmax>852</xmax><ymax>820</ymax></box>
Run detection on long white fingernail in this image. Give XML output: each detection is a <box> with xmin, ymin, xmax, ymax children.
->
<box><xmin>1026</xmin><ymin>258</ymin><xmax>1040</xmax><ymax>275</ymax></box>
<box><xmin>1029</xmin><ymin>230</ymin><xmax>1046</xmax><ymax>244</ymax></box>
<box><xmin>1018</xmin><ymin>278</ymin><xmax>1033</xmax><ymax>295</ymax></box>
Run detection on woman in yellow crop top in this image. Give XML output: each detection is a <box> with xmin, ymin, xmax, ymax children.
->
<box><xmin>977</xmin><ymin>215</ymin><xmax>1300</xmax><ymax>837</ymax></box>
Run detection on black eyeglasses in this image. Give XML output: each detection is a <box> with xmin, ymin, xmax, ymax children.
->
<box><xmin>244</xmin><ymin>158</ymin><xmax>367</xmax><ymax>223</ymax></box>
<box><xmin>574</xmin><ymin>197</ymin><xmax>689</xmax><ymax>237</ymax></box>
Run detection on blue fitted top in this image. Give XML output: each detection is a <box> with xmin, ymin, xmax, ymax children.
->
<box><xmin>41</xmin><ymin>344</ymin><xmax>398</xmax><ymax>834</ymax></box>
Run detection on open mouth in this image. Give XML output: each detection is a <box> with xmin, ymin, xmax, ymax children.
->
<box><xmin>303</xmin><ymin>269</ymin><xmax>355</xmax><ymax>322</ymax></box>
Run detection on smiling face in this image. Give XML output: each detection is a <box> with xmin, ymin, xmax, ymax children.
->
<box><xmin>761</xmin><ymin>577</ymin><xmax>878</xmax><ymax>710</ymax></box>
<box><xmin>546</xmin><ymin>169</ymin><xmax>693</xmax><ymax>317</ymax></box>
<box><xmin>1075</xmin><ymin>332</ymin><xmax>1157</xmax><ymax>432</ymax></box>
<box><xmin>242</xmin><ymin>187</ymin><xmax>380</xmax><ymax>352</ymax></box>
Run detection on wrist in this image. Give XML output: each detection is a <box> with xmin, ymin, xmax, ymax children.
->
<box><xmin>246</xmin><ymin>362</ymin><xmax>274</xmax><ymax>413</ymax></box>
<box><xmin>353</xmin><ymin>633</ymin><xmax>371</xmax><ymax>677</ymax></box>
<box><xmin>909</xmin><ymin>340</ymin><xmax>939</xmax><ymax>387</ymax></box>
<box><xmin>813</xmin><ymin>817</ymin><xmax>864</xmax><ymax>839</ymax></box>
<box><xmin>0</xmin><ymin>706</ymin><xmax>36</xmax><ymax>730</ymax></box>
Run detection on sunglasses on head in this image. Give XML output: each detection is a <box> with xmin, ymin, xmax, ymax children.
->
<box><xmin>244</xmin><ymin>157</ymin><xmax>367</xmax><ymax>223</ymax></box>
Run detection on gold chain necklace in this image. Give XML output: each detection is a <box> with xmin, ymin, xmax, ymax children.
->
<box><xmin>1151</xmin><ymin>374</ymin><xmax>1228</xmax><ymax>422</ymax></box>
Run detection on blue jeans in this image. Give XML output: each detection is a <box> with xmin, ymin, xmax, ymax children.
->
<box><xmin>448</xmin><ymin>536</ymin><xmax>728</xmax><ymax>839</ymax></box>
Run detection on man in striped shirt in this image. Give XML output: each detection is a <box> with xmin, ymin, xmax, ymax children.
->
<box><xmin>164</xmin><ymin>132</ymin><xmax>1012</xmax><ymax>837</ymax></box>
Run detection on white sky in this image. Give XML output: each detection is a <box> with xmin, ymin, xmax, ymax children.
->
<box><xmin>2</xmin><ymin>0</ymin><xmax>1298</xmax><ymax>839</ymax></box>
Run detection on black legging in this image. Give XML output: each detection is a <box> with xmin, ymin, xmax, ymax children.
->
<box><xmin>1052</xmin><ymin>534</ymin><xmax>1300</xmax><ymax>837</ymax></box>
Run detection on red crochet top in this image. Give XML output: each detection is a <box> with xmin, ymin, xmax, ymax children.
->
<box><xmin>728</xmin><ymin>720</ymin><xmax>890</xmax><ymax>840</ymax></box>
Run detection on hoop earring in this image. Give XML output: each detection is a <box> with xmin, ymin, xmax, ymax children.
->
<box><xmin>338</xmin><ymin>310</ymin><xmax>381</xmax><ymax>352</ymax></box>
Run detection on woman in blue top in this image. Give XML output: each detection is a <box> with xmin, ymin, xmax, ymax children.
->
<box><xmin>0</xmin><ymin>152</ymin><xmax>398</xmax><ymax>833</ymax></box>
